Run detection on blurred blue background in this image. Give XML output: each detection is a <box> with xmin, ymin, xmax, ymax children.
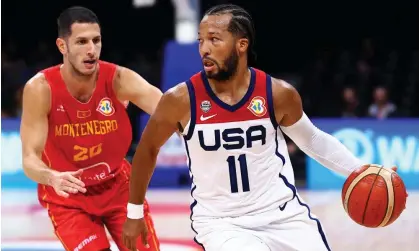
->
<box><xmin>307</xmin><ymin>119</ymin><xmax>419</xmax><ymax>190</ymax></box>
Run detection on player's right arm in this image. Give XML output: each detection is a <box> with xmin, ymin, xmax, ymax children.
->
<box><xmin>269</xmin><ymin>78</ymin><xmax>365</xmax><ymax>176</ymax></box>
<box><xmin>122</xmin><ymin>83</ymin><xmax>190</xmax><ymax>250</ymax></box>
<box><xmin>20</xmin><ymin>74</ymin><xmax>86</xmax><ymax>197</ymax></box>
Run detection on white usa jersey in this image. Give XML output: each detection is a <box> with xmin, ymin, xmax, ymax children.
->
<box><xmin>182</xmin><ymin>68</ymin><xmax>298</xmax><ymax>221</ymax></box>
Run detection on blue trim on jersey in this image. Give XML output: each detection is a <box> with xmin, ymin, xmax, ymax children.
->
<box><xmin>274</xmin><ymin>129</ymin><xmax>286</xmax><ymax>165</ymax></box>
<box><xmin>183</xmin><ymin>138</ymin><xmax>206</xmax><ymax>250</ymax></box>
<box><xmin>185</xmin><ymin>80</ymin><xmax>196</xmax><ymax>140</ymax></box>
<box><xmin>280</xmin><ymin>173</ymin><xmax>331</xmax><ymax>251</ymax></box>
<box><xmin>274</xmin><ymin>128</ymin><xmax>331</xmax><ymax>251</ymax></box>
<box><xmin>265</xmin><ymin>74</ymin><xmax>279</xmax><ymax>128</ymax></box>
<box><xmin>200</xmin><ymin>68</ymin><xmax>256</xmax><ymax>112</ymax></box>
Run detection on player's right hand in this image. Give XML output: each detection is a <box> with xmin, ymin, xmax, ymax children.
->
<box><xmin>50</xmin><ymin>169</ymin><xmax>87</xmax><ymax>198</ymax></box>
<box><xmin>122</xmin><ymin>218</ymin><xmax>149</xmax><ymax>251</ymax></box>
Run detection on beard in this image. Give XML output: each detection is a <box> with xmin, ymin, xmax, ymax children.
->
<box><xmin>205</xmin><ymin>49</ymin><xmax>239</xmax><ymax>82</ymax></box>
<box><xmin>67</xmin><ymin>46</ymin><xmax>95</xmax><ymax>77</ymax></box>
<box><xmin>69</xmin><ymin>59</ymin><xmax>89</xmax><ymax>77</ymax></box>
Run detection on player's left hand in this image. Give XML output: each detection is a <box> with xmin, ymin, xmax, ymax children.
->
<box><xmin>122</xmin><ymin>217</ymin><xmax>149</xmax><ymax>251</ymax></box>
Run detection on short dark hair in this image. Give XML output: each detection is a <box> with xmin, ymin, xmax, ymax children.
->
<box><xmin>57</xmin><ymin>6</ymin><xmax>100</xmax><ymax>37</ymax></box>
<box><xmin>204</xmin><ymin>4</ymin><xmax>256</xmax><ymax>62</ymax></box>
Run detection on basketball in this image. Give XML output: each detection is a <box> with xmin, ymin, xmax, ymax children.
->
<box><xmin>342</xmin><ymin>164</ymin><xmax>408</xmax><ymax>228</ymax></box>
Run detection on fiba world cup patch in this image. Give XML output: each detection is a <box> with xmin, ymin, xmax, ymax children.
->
<box><xmin>247</xmin><ymin>96</ymin><xmax>267</xmax><ymax>117</ymax></box>
<box><xmin>96</xmin><ymin>98</ymin><xmax>115</xmax><ymax>116</ymax></box>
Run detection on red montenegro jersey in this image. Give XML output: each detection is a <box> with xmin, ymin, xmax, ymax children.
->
<box><xmin>40</xmin><ymin>61</ymin><xmax>132</xmax><ymax>186</ymax></box>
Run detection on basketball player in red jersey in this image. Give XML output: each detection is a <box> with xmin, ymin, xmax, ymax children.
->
<box><xmin>122</xmin><ymin>4</ymin><xmax>401</xmax><ymax>251</ymax></box>
<box><xmin>20</xmin><ymin>6</ymin><xmax>161</xmax><ymax>251</ymax></box>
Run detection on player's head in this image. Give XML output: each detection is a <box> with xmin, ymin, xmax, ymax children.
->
<box><xmin>199</xmin><ymin>4</ymin><xmax>255</xmax><ymax>81</ymax></box>
<box><xmin>56</xmin><ymin>6</ymin><xmax>101</xmax><ymax>76</ymax></box>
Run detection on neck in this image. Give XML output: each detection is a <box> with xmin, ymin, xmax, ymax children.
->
<box><xmin>208</xmin><ymin>64</ymin><xmax>250</xmax><ymax>95</ymax></box>
<box><xmin>61</xmin><ymin>62</ymin><xmax>97</xmax><ymax>92</ymax></box>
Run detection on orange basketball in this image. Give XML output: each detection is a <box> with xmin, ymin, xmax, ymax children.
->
<box><xmin>342</xmin><ymin>164</ymin><xmax>408</xmax><ymax>228</ymax></box>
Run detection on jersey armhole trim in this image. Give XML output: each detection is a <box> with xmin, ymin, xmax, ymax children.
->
<box><xmin>107</xmin><ymin>63</ymin><xmax>124</xmax><ymax>106</ymax></box>
<box><xmin>266</xmin><ymin>74</ymin><xmax>279</xmax><ymax>129</ymax></box>
<box><xmin>184</xmin><ymin>80</ymin><xmax>196</xmax><ymax>140</ymax></box>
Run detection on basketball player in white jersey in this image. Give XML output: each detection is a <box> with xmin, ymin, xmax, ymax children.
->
<box><xmin>122</xmin><ymin>4</ymin><xmax>398</xmax><ymax>251</ymax></box>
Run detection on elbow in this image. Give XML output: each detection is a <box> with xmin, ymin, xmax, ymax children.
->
<box><xmin>21</xmin><ymin>152</ymin><xmax>40</xmax><ymax>175</ymax></box>
<box><xmin>133</xmin><ymin>140</ymin><xmax>160</xmax><ymax>162</ymax></box>
<box><xmin>21</xmin><ymin>156</ymin><xmax>32</xmax><ymax>177</ymax></box>
<box><xmin>148</xmin><ymin>144</ymin><xmax>161</xmax><ymax>160</ymax></box>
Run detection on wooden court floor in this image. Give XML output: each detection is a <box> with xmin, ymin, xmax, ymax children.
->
<box><xmin>2</xmin><ymin>190</ymin><xmax>418</xmax><ymax>251</ymax></box>
<box><xmin>299</xmin><ymin>190</ymin><xmax>418</xmax><ymax>251</ymax></box>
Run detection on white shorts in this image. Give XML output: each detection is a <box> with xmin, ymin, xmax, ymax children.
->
<box><xmin>192</xmin><ymin>194</ymin><xmax>331</xmax><ymax>251</ymax></box>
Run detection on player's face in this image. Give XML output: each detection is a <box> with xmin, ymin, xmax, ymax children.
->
<box><xmin>198</xmin><ymin>14</ymin><xmax>240</xmax><ymax>81</ymax></box>
<box><xmin>58</xmin><ymin>22</ymin><xmax>102</xmax><ymax>76</ymax></box>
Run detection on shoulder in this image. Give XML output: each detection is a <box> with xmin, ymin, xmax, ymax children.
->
<box><xmin>150</xmin><ymin>82</ymin><xmax>191</xmax><ymax>127</ymax></box>
<box><xmin>24</xmin><ymin>73</ymin><xmax>51</xmax><ymax>97</ymax></box>
<box><xmin>110</xmin><ymin>65</ymin><xmax>135</xmax><ymax>93</ymax></box>
<box><xmin>163</xmin><ymin>82</ymin><xmax>190</xmax><ymax>104</ymax></box>
<box><xmin>23</xmin><ymin>73</ymin><xmax>51</xmax><ymax>112</ymax></box>
<box><xmin>111</xmin><ymin>64</ymin><xmax>143</xmax><ymax>84</ymax></box>
<box><xmin>270</xmin><ymin>77</ymin><xmax>301</xmax><ymax>106</ymax></box>
<box><xmin>155</xmin><ymin>82</ymin><xmax>190</xmax><ymax>116</ymax></box>
<box><xmin>269</xmin><ymin>77</ymin><xmax>303</xmax><ymax>125</ymax></box>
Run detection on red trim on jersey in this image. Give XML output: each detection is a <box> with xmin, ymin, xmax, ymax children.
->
<box><xmin>190</xmin><ymin>68</ymin><xmax>270</xmax><ymax>124</ymax></box>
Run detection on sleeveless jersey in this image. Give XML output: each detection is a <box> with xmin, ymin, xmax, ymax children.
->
<box><xmin>183</xmin><ymin>68</ymin><xmax>297</xmax><ymax>220</ymax></box>
<box><xmin>40</xmin><ymin>61</ymin><xmax>132</xmax><ymax>187</ymax></box>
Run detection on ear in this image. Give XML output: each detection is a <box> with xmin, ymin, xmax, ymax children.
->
<box><xmin>56</xmin><ymin>38</ymin><xmax>67</xmax><ymax>55</ymax></box>
<box><xmin>237</xmin><ymin>38</ymin><xmax>249</xmax><ymax>54</ymax></box>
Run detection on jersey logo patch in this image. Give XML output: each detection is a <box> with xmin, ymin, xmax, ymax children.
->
<box><xmin>96</xmin><ymin>98</ymin><xmax>115</xmax><ymax>116</ymax></box>
<box><xmin>247</xmin><ymin>96</ymin><xmax>267</xmax><ymax>117</ymax></box>
<box><xmin>77</xmin><ymin>110</ymin><xmax>91</xmax><ymax>119</ymax></box>
<box><xmin>200</xmin><ymin>114</ymin><xmax>217</xmax><ymax>121</ymax></box>
<box><xmin>56</xmin><ymin>105</ymin><xmax>65</xmax><ymax>112</ymax></box>
<box><xmin>200</xmin><ymin>100</ymin><xmax>212</xmax><ymax>113</ymax></box>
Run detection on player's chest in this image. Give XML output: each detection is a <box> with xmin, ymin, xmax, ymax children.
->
<box><xmin>52</xmin><ymin>94</ymin><xmax>120</xmax><ymax>121</ymax></box>
<box><xmin>49</xmin><ymin>95</ymin><xmax>128</xmax><ymax>139</ymax></box>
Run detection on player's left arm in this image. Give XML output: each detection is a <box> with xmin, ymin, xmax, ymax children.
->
<box><xmin>271</xmin><ymin>78</ymin><xmax>365</xmax><ymax>176</ymax></box>
<box><xmin>113</xmin><ymin>66</ymin><xmax>163</xmax><ymax>115</ymax></box>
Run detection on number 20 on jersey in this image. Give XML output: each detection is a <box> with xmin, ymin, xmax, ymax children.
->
<box><xmin>73</xmin><ymin>143</ymin><xmax>103</xmax><ymax>162</ymax></box>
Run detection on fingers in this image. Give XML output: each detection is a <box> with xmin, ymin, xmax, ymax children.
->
<box><xmin>126</xmin><ymin>236</ymin><xmax>136</xmax><ymax>251</ymax></box>
<box><xmin>141</xmin><ymin>230</ymin><xmax>149</xmax><ymax>249</ymax></box>
<box><xmin>72</xmin><ymin>169</ymin><xmax>84</xmax><ymax>177</ymax></box>
<box><xmin>61</xmin><ymin>184</ymin><xmax>78</xmax><ymax>194</ymax></box>
<box><xmin>141</xmin><ymin>222</ymin><xmax>149</xmax><ymax>249</ymax></box>
<box><xmin>56</xmin><ymin>190</ymin><xmax>69</xmax><ymax>198</ymax></box>
<box><xmin>122</xmin><ymin>234</ymin><xmax>131</xmax><ymax>251</ymax></box>
<box><xmin>62</xmin><ymin>179</ymin><xmax>86</xmax><ymax>193</ymax></box>
<box><xmin>67</xmin><ymin>172</ymin><xmax>86</xmax><ymax>188</ymax></box>
<box><xmin>122</xmin><ymin>230</ymin><xmax>137</xmax><ymax>251</ymax></box>
<box><xmin>66</xmin><ymin>174</ymin><xmax>86</xmax><ymax>190</ymax></box>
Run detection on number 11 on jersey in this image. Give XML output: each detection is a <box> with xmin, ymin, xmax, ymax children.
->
<box><xmin>227</xmin><ymin>154</ymin><xmax>250</xmax><ymax>193</ymax></box>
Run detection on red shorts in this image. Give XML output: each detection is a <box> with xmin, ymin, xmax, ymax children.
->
<box><xmin>38</xmin><ymin>160</ymin><xmax>160</xmax><ymax>251</ymax></box>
